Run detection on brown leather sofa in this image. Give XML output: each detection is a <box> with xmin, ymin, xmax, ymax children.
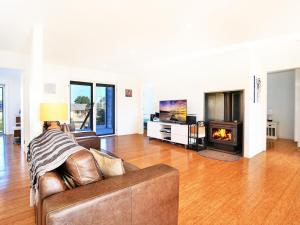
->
<box><xmin>35</xmin><ymin>135</ymin><xmax>179</xmax><ymax>225</ymax></box>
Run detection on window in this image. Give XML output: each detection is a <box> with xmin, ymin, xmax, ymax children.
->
<box><xmin>70</xmin><ymin>81</ymin><xmax>93</xmax><ymax>131</ymax></box>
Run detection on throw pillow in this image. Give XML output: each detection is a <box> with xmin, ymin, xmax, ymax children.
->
<box><xmin>63</xmin><ymin>150</ymin><xmax>103</xmax><ymax>186</ymax></box>
<box><xmin>90</xmin><ymin>148</ymin><xmax>125</xmax><ymax>178</ymax></box>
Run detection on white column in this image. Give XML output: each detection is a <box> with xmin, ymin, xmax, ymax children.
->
<box><xmin>29</xmin><ymin>25</ymin><xmax>44</xmax><ymax>141</ymax></box>
<box><xmin>244</xmin><ymin>47</ymin><xmax>267</xmax><ymax>158</ymax></box>
<box><xmin>295</xmin><ymin>69</ymin><xmax>300</xmax><ymax>147</ymax></box>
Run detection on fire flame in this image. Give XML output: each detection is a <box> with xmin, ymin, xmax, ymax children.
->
<box><xmin>212</xmin><ymin>128</ymin><xmax>232</xmax><ymax>141</ymax></box>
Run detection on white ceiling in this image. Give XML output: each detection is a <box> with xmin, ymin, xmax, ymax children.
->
<box><xmin>0</xmin><ymin>0</ymin><xmax>300</xmax><ymax>70</ymax></box>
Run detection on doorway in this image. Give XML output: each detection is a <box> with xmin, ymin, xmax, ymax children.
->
<box><xmin>267</xmin><ymin>70</ymin><xmax>295</xmax><ymax>140</ymax></box>
<box><xmin>0</xmin><ymin>68</ymin><xmax>22</xmax><ymax>147</ymax></box>
<box><xmin>0</xmin><ymin>85</ymin><xmax>3</xmax><ymax>134</ymax></box>
<box><xmin>95</xmin><ymin>84</ymin><xmax>115</xmax><ymax>135</ymax></box>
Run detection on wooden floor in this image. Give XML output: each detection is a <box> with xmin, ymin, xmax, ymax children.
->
<box><xmin>1</xmin><ymin>135</ymin><xmax>300</xmax><ymax>225</ymax></box>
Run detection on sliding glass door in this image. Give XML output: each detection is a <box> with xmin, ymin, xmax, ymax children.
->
<box><xmin>70</xmin><ymin>81</ymin><xmax>93</xmax><ymax>131</ymax></box>
<box><xmin>0</xmin><ymin>86</ymin><xmax>3</xmax><ymax>134</ymax></box>
<box><xmin>96</xmin><ymin>84</ymin><xmax>115</xmax><ymax>135</ymax></box>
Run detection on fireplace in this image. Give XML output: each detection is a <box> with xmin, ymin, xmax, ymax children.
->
<box><xmin>212</xmin><ymin>128</ymin><xmax>232</xmax><ymax>142</ymax></box>
<box><xmin>208</xmin><ymin>121</ymin><xmax>242</xmax><ymax>153</ymax></box>
<box><xmin>205</xmin><ymin>91</ymin><xmax>244</xmax><ymax>154</ymax></box>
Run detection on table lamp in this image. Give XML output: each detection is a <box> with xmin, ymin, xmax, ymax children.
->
<box><xmin>40</xmin><ymin>103</ymin><xmax>68</xmax><ymax>130</ymax></box>
<box><xmin>267</xmin><ymin>108</ymin><xmax>273</xmax><ymax>122</ymax></box>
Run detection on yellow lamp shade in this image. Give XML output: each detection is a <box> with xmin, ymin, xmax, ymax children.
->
<box><xmin>40</xmin><ymin>103</ymin><xmax>68</xmax><ymax>122</ymax></box>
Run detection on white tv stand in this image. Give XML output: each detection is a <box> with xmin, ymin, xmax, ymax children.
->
<box><xmin>147</xmin><ymin>121</ymin><xmax>189</xmax><ymax>146</ymax></box>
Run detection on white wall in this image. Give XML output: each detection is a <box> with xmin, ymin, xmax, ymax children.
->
<box><xmin>141</xmin><ymin>39</ymin><xmax>300</xmax><ymax>157</ymax></box>
<box><xmin>1</xmin><ymin>36</ymin><xmax>300</xmax><ymax>157</ymax></box>
<box><xmin>0</xmin><ymin>49</ymin><xmax>143</xmax><ymax>147</ymax></box>
<box><xmin>142</xmin><ymin>48</ymin><xmax>267</xmax><ymax>158</ymax></box>
<box><xmin>142</xmin><ymin>84</ymin><xmax>155</xmax><ymax>120</ymax></box>
<box><xmin>295</xmin><ymin>69</ymin><xmax>300</xmax><ymax>147</ymax></box>
<box><xmin>0</xmin><ymin>68</ymin><xmax>21</xmax><ymax>134</ymax></box>
<box><xmin>267</xmin><ymin>70</ymin><xmax>295</xmax><ymax>139</ymax></box>
<box><xmin>42</xmin><ymin>63</ymin><xmax>142</xmax><ymax>136</ymax></box>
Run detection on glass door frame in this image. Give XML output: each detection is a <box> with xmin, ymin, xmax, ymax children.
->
<box><xmin>96</xmin><ymin>83</ymin><xmax>116</xmax><ymax>136</ymax></box>
<box><xmin>70</xmin><ymin>81</ymin><xmax>94</xmax><ymax>131</ymax></box>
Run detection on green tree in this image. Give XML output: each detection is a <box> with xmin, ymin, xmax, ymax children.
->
<box><xmin>74</xmin><ymin>96</ymin><xmax>90</xmax><ymax>104</ymax></box>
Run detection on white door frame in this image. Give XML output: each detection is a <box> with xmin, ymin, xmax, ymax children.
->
<box><xmin>0</xmin><ymin>84</ymin><xmax>4</xmax><ymax>134</ymax></box>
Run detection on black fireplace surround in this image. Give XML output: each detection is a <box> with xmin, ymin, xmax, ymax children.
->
<box><xmin>205</xmin><ymin>91</ymin><xmax>243</xmax><ymax>154</ymax></box>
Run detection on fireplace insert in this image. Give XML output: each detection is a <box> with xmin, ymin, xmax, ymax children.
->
<box><xmin>208</xmin><ymin>121</ymin><xmax>243</xmax><ymax>154</ymax></box>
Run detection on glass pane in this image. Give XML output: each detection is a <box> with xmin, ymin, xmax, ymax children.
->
<box><xmin>96</xmin><ymin>85</ymin><xmax>114</xmax><ymax>135</ymax></box>
<box><xmin>0</xmin><ymin>87</ymin><xmax>3</xmax><ymax>133</ymax></box>
<box><xmin>212</xmin><ymin>128</ymin><xmax>232</xmax><ymax>141</ymax></box>
<box><xmin>70</xmin><ymin>83</ymin><xmax>93</xmax><ymax>131</ymax></box>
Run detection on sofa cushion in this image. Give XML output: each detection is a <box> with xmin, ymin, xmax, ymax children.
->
<box><xmin>90</xmin><ymin>148</ymin><xmax>125</xmax><ymax>178</ymax></box>
<box><xmin>38</xmin><ymin>170</ymin><xmax>67</xmax><ymax>201</ymax></box>
<box><xmin>63</xmin><ymin>150</ymin><xmax>103</xmax><ymax>186</ymax></box>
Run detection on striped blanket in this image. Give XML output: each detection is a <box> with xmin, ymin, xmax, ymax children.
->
<box><xmin>27</xmin><ymin>129</ymin><xmax>84</xmax><ymax>206</ymax></box>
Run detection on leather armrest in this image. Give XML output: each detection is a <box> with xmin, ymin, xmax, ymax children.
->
<box><xmin>76</xmin><ymin>136</ymin><xmax>100</xmax><ymax>150</ymax></box>
<box><xmin>42</xmin><ymin>164</ymin><xmax>179</xmax><ymax>225</ymax></box>
<box><xmin>37</xmin><ymin>171</ymin><xmax>67</xmax><ymax>225</ymax></box>
<box><xmin>72</xmin><ymin>131</ymin><xmax>97</xmax><ymax>138</ymax></box>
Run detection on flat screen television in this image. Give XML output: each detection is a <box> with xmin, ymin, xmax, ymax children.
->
<box><xmin>159</xmin><ymin>100</ymin><xmax>187</xmax><ymax>124</ymax></box>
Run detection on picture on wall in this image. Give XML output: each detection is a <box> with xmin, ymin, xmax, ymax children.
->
<box><xmin>125</xmin><ymin>89</ymin><xmax>132</xmax><ymax>97</ymax></box>
<box><xmin>253</xmin><ymin>75</ymin><xmax>261</xmax><ymax>103</ymax></box>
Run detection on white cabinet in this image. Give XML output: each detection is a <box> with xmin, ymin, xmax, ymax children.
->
<box><xmin>172</xmin><ymin>124</ymin><xmax>188</xmax><ymax>136</ymax></box>
<box><xmin>171</xmin><ymin>124</ymin><xmax>188</xmax><ymax>145</ymax></box>
<box><xmin>147</xmin><ymin>121</ymin><xmax>189</xmax><ymax>145</ymax></box>
<box><xmin>147</xmin><ymin>122</ymin><xmax>162</xmax><ymax>139</ymax></box>
<box><xmin>171</xmin><ymin>134</ymin><xmax>188</xmax><ymax>145</ymax></box>
<box><xmin>267</xmin><ymin>122</ymin><xmax>278</xmax><ymax>139</ymax></box>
